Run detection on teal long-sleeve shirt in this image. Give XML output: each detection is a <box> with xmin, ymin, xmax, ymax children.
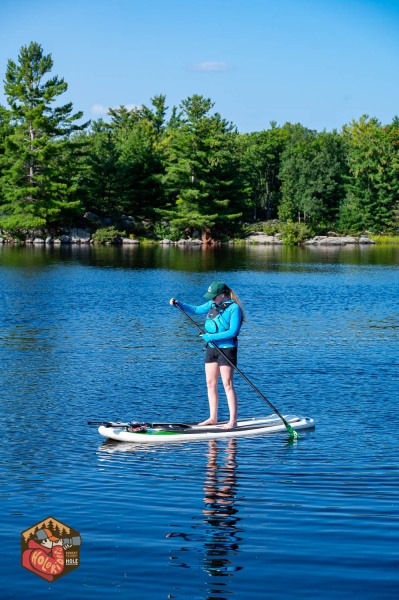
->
<box><xmin>176</xmin><ymin>300</ymin><xmax>243</xmax><ymax>348</ymax></box>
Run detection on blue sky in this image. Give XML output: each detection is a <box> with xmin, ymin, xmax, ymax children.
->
<box><xmin>1</xmin><ymin>0</ymin><xmax>399</xmax><ymax>132</ymax></box>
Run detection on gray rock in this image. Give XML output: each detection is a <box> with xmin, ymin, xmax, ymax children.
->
<box><xmin>121</xmin><ymin>237</ymin><xmax>139</xmax><ymax>245</ymax></box>
<box><xmin>69</xmin><ymin>228</ymin><xmax>91</xmax><ymax>243</ymax></box>
<box><xmin>175</xmin><ymin>238</ymin><xmax>203</xmax><ymax>245</ymax></box>
<box><xmin>304</xmin><ymin>236</ymin><xmax>358</xmax><ymax>246</ymax></box>
<box><xmin>358</xmin><ymin>236</ymin><xmax>375</xmax><ymax>244</ymax></box>
<box><xmin>32</xmin><ymin>238</ymin><xmax>45</xmax><ymax>245</ymax></box>
<box><xmin>120</xmin><ymin>215</ymin><xmax>136</xmax><ymax>227</ymax></box>
<box><xmin>59</xmin><ymin>235</ymin><xmax>71</xmax><ymax>244</ymax></box>
<box><xmin>246</xmin><ymin>234</ymin><xmax>283</xmax><ymax>245</ymax></box>
<box><xmin>84</xmin><ymin>212</ymin><xmax>104</xmax><ymax>225</ymax></box>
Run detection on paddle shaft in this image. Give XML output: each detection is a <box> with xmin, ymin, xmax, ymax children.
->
<box><xmin>87</xmin><ymin>421</ymin><xmax>190</xmax><ymax>428</ymax></box>
<box><xmin>173</xmin><ymin>301</ymin><xmax>298</xmax><ymax>437</ymax></box>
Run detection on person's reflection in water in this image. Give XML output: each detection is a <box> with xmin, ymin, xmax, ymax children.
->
<box><xmin>166</xmin><ymin>439</ymin><xmax>243</xmax><ymax>600</ymax></box>
<box><xmin>201</xmin><ymin>438</ymin><xmax>243</xmax><ymax>597</ymax></box>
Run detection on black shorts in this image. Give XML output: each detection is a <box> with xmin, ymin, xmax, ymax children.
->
<box><xmin>205</xmin><ymin>346</ymin><xmax>238</xmax><ymax>367</ymax></box>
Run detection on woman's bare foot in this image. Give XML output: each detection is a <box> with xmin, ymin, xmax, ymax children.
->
<box><xmin>220</xmin><ymin>421</ymin><xmax>237</xmax><ymax>430</ymax></box>
<box><xmin>198</xmin><ymin>418</ymin><xmax>218</xmax><ymax>426</ymax></box>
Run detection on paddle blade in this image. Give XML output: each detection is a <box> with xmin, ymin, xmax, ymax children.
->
<box><xmin>286</xmin><ymin>423</ymin><xmax>300</xmax><ymax>439</ymax></box>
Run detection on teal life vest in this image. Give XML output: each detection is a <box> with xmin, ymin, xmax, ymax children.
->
<box><xmin>204</xmin><ymin>301</ymin><xmax>234</xmax><ymax>334</ymax></box>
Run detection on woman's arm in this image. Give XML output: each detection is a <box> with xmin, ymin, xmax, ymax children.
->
<box><xmin>170</xmin><ymin>299</ymin><xmax>211</xmax><ymax>315</ymax></box>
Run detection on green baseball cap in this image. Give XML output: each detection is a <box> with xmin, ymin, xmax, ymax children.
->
<box><xmin>203</xmin><ymin>281</ymin><xmax>229</xmax><ymax>300</ymax></box>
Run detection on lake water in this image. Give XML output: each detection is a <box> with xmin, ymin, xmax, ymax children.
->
<box><xmin>0</xmin><ymin>243</ymin><xmax>398</xmax><ymax>599</ymax></box>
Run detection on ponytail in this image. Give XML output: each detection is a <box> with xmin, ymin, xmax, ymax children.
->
<box><xmin>227</xmin><ymin>288</ymin><xmax>245</xmax><ymax>322</ymax></box>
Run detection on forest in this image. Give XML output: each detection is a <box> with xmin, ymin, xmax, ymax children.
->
<box><xmin>0</xmin><ymin>42</ymin><xmax>398</xmax><ymax>243</ymax></box>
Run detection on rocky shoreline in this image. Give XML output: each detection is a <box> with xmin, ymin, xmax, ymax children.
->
<box><xmin>245</xmin><ymin>233</ymin><xmax>375</xmax><ymax>246</ymax></box>
<box><xmin>0</xmin><ymin>210</ymin><xmax>379</xmax><ymax>247</ymax></box>
<box><xmin>0</xmin><ymin>229</ymin><xmax>376</xmax><ymax>247</ymax></box>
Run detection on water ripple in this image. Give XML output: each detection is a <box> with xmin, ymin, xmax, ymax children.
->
<box><xmin>1</xmin><ymin>246</ymin><xmax>398</xmax><ymax>599</ymax></box>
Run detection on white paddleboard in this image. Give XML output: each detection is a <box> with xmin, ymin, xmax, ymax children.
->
<box><xmin>98</xmin><ymin>414</ymin><xmax>315</xmax><ymax>443</ymax></box>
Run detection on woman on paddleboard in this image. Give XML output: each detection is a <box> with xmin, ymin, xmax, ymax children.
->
<box><xmin>170</xmin><ymin>281</ymin><xmax>244</xmax><ymax>430</ymax></box>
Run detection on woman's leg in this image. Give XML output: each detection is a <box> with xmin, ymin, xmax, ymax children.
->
<box><xmin>220</xmin><ymin>365</ymin><xmax>237</xmax><ymax>429</ymax></box>
<box><xmin>199</xmin><ymin>361</ymin><xmax>220</xmax><ymax>425</ymax></box>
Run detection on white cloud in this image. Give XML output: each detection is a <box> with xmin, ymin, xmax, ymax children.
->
<box><xmin>124</xmin><ymin>103</ymin><xmax>141</xmax><ymax>111</ymax></box>
<box><xmin>189</xmin><ymin>61</ymin><xmax>230</xmax><ymax>72</ymax></box>
<box><xmin>91</xmin><ymin>103</ymin><xmax>141</xmax><ymax>116</ymax></box>
<box><xmin>91</xmin><ymin>103</ymin><xmax>108</xmax><ymax>115</ymax></box>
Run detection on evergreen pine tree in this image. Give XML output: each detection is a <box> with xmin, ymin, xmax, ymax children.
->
<box><xmin>339</xmin><ymin>116</ymin><xmax>399</xmax><ymax>233</ymax></box>
<box><xmin>161</xmin><ymin>95</ymin><xmax>241</xmax><ymax>242</ymax></box>
<box><xmin>0</xmin><ymin>41</ymin><xmax>89</xmax><ymax>233</ymax></box>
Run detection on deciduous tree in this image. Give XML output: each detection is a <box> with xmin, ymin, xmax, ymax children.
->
<box><xmin>279</xmin><ymin>124</ymin><xmax>346</xmax><ymax>227</ymax></box>
<box><xmin>239</xmin><ymin>124</ymin><xmax>289</xmax><ymax>220</ymax></box>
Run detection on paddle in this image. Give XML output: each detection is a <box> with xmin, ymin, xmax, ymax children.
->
<box><xmin>88</xmin><ymin>421</ymin><xmax>137</xmax><ymax>427</ymax></box>
<box><xmin>87</xmin><ymin>421</ymin><xmax>191</xmax><ymax>429</ymax></box>
<box><xmin>172</xmin><ymin>300</ymin><xmax>299</xmax><ymax>439</ymax></box>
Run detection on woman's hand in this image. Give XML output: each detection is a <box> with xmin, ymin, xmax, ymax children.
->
<box><xmin>201</xmin><ymin>333</ymin><xmax>213</xmax><ymax>343</ymax></box>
